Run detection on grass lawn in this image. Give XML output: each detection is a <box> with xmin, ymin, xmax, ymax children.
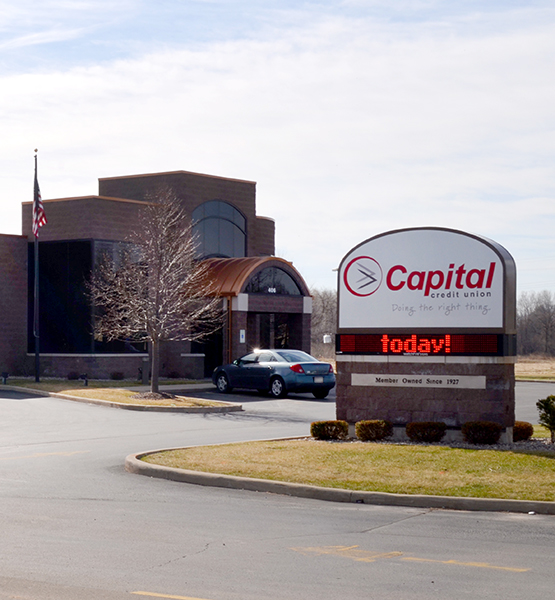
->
<box><xmin>515</xmin><ymin>356</ymin><xmax>555</xmax><ymax>380</ymax></box>
<box><xmin>58</xmin><ymin>388</ymin><xmax>225</xmax><ymax>407</ymax></box>
<box><xmin>142</xmin><ymin>438</ymin><xmax>555</xmax><ymax>501</ymax></box>
<box><xmin>7</xmin><ymin>359</ymin><xmax>555</xmax><ymax>500</ymax></box>
<box><xmin>534</xmin><ymin>424</ymin><xmax>551</xmax><ymax>438</ymax></box>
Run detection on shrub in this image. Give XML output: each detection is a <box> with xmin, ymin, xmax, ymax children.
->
<box><xmin>166</xmin><ymin>370</ymin><xmax>182</xmax><ymax>379</ymax></box>
<box><xmin>537</xmin><ymin>396</ymin><xmax>555</xmax><ymax>443</ymax></box>
<box><xmin>110</xmin><ymin>371</ymin><xmax>125</xmax><ymax>381</ymax></box>
<box><xmin>310</xmin><ymin>420</ymin><xmax>349</xmax><ymax>441</ymax></box>
<box><xmin>461</xmin><ymin>421</ymin><xmax>502</xmax><ymax>445</ymax></box>
<box><xmin>355</xmin><ymin>420</ymin><xmax>393</xmax><ymax>442</ymax></box>
<box><xmin>67</xmin><ymin>371</ymin><xmax>80</xmax><ymax>381</ymax></box>
<box><xmin>513</xmin><ymin>421</ymin><xmax>534</xmax><ymax>442</ymax></box>
<box><xmin>406</xmin><ymin>421</ymin><xmax>447</xmax><ymax>443</ymax></box>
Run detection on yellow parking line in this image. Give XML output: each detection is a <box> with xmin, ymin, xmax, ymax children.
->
<box><xmin>132</xmin><ymin>592</ymin><xmax>213</xmax><ymax>600</ymax></box>
<box><xmin>291</xmin><ymin>545</ymin><xmax>403</xmax><ymax>562</ymax></box>
<box><xmin>402</xmin><ymin>556</ymin><xmax>529</xmax><ymax>572</ymax></box>
<box><xmin>291</xmin><ymin>545</ymin><xmax>529</xmax><ymax>572</ymax></box>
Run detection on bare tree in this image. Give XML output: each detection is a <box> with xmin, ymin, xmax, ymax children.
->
<box><xmin>517</xmin><ymin>290</ymin><xmax>555</xmax><ymax>356</ymax></box>
<box><xmin>89</xmin><ymin>189</ymin><xmax>222</xmax><ymax>394</ymax></box>
<box><xmin>517</xmin><ymin>291</ymin><xmax>540</xmax><ymax>355</ymax></box>
<box><xmin>535</xmin><ymin>290</ymin><xmax>555</xmax><ymax>354</ymax></box>
<box><xmin>310</xmin><ymin>287</ymin><xmax>337</xmax><ymax>359</ymax></box>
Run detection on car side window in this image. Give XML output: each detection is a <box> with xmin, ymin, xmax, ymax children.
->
<box><xmin>258</xmin><ymin>352</ymin><xmax>274</xmax><ymax>363</ymax></box>
<box><xmin>239</xmin><ymin>352</ymin><xmax>257</xmax><ymax>364</ymax></box>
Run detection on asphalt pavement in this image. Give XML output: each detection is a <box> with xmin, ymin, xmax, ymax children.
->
<box><xmin>0</xmin><ymin>382</ymin><xmax>554</xmax><ymax>600</ymax></box>
<box><xmin>515</xmin><ymin>380</ymin><xmax>555</xmax><ymax>423</ymax></box>
<box><xmin>176</xmin><ymin>379</ymin><xmax>551</xmax><ymax>423</ymax></box>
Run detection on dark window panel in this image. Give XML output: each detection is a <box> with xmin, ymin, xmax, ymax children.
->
<box><xmin>193</xmin><ymin>200</ymin><xmax>246</xmax><ymax>259</ymax></box>
<box><xmin>244</xmin><ymin>267</ymin><xmax>302</xmax><ymax>295</ymax></box>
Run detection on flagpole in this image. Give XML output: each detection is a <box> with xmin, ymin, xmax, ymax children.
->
<box><xmin>33</xmin><ymin>150</ymin><xmax>40</xmax><ymax>383</ymax></box>
<box><xmin>32</xmin><ymin>149</ymin><xmax>47</xmax><ymax>382</ymax></box>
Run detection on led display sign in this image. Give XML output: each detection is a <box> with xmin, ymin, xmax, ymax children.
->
<box><xmin>337</xmin><ymin>333</ymin><xmax>515</xmax><ymax>356</ymax></box>
<box><xmin>335</xmin><ymin>228</ymin><xmax>517</xmax><ymax>437</ymax></box>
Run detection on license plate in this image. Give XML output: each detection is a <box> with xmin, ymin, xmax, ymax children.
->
<box><xmin>314</xmin><ymin>376</ymin><xmax>324</xmax><ymax>383</ymax></box>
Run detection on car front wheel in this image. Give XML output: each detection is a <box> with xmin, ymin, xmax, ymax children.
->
<box><xmin>269</xmin><ymin>377</ymin><xmax>287</xmax><ymax>398</ymax></box>
<box><xmin>215</xmin><ymin>372</ymin><xmax>232</xmax><ymax>393</ymax></box>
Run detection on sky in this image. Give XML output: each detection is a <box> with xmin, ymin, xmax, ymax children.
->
<box><xmin>1</xmin><ymin>0</ymin><xmax>555</xmax><ymax>294</ymax></box>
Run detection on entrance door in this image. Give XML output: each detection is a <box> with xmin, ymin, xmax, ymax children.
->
<box><xmin>247</xmin><ymin>313</ymin><xmax>293</xmax><ymax>350</ymax></box>
<box><xmin>192</xmin><ymin>329</ymin><xmax>223</xmax><ymax>377</ymax></box>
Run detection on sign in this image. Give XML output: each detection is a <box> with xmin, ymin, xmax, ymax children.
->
<box><xmin>351</xmin><ymin>373</ymin><xmax>486</xmax><ymax>389</ymax></box>
<box><xmin>335</xmin><ymin>227</ymin><xmax>516</xmax><ymax>437</ymax></box>
<box><xmin>336</xmin><ymin>333</ymin><xmax>514</xmax><ymax>356</ymax></box>
<box><xmin>338</xmin><ymin>228</ymin><xmax>516</xmax><ymax>331</ymax></box>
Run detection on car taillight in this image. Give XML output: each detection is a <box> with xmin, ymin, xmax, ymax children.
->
<box><xmin>289</xmin><ymin>364</ymin><xmax>305</xmax><ymax>374</ymax></box>
<box><xmin>328</xmin><ymin>364</ymin><xmax>334</xmax><ymax>374</ymax></box>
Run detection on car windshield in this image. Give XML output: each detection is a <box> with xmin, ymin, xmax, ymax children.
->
<box><xmin>275</xmin><ymin>350</ymin><xmax>317</xmax><ymax>363</ymax></box>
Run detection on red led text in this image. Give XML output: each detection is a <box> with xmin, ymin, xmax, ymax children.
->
<box><xmin>381</xmin><ymin>334</ymin><xmax>451</xmax><ymax>354</ymax></box>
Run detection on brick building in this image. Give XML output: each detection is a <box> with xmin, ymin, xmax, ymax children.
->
<box><xmin>0</xmin><ymin>170</ymin><xmax>312</xmax><ymax>379</ymax></box>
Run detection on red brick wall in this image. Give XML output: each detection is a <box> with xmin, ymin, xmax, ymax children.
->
<box><xmin>15</xmin><ymin>170</ymin><xmax>309</xmax><ymax>377</ymax></box>
<box><xmin>22</xmin><ymin>197</ymin><xmax>142</xmax><ymax>242</ymax></box>
<box><xmin>247</xmin><ymin>295</ymin><xmax>305</xmax><ymax>314</ymax></box>
<box><xmin>159</xmin><ymin>340</ymin><xmax>206</xmax><ymax>379</ymax></box>
<box><xmin>37</xmin><ymin>354</ymin><xmax>148</xmax><ymax>380</ymax></box>
<box><xmin>98</xmin><ymin>171</ymin><xmax>270</xmax><ymax>256</ymax></box>
<box><xmin>336</xmin><ymin>358</ymin><xmax>515</xmax><ymax>431</ymax></box>
<box><xmin>254</xmin><ymin>217</ymin><xmax>275</xmax><ymax>256</ymax></box>
<box><xmin>33</xmin><ymin>348</ymin><xmax>205</xmax><ymax>380</ymax></box>
<box><xmin>0</xmin><ymin>235</ymin><xmax>29</xmax><ymax>373</ymax></box>
<box><xmin>229</xmin><ymin>310</ymin><xmax>248</xmax><ymax>363</ymax></box>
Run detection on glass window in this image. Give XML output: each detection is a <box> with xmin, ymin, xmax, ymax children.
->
<box><xmin>275</xmin><ymin>350</ymin><xmax>316</xmax><ymax>362</ymax></box>
<box><xmin>193</xmin><ymin>200</ymin><xmax>246</xmax><ymax>258</ymax></box>
<box><xmin>28</xmin><ymin>241</ymin><xmax>93</xmax><ymax>353</ymax></box>
<box><xmin>244</xmin><ymin>267</ymin><xmax>302</xmax><ymax>295</ymax></box>
<box><xmin>237</xmin><ymin>352</ymin><xmax>257</xmax><ymax>364</ymax></box>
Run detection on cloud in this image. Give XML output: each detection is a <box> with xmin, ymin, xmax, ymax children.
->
<box><xmin>0</xmin><ymin>28</ymin><xmax>89</xmax><ymax>50</ymax></box>
<box><xmin>1</xmin><ymin>3</ymin><xmax>555</xmax><ymax>294</ymax></box>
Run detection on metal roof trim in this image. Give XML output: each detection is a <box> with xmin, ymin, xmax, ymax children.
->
<box><xmin>203</xmin><ymin>256</ymin><xmax>307</xmax><ymax>297</ymax></box>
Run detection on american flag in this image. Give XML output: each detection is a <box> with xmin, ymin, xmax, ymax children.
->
<box><xmin>33</xmin><ymin>164</ymin><xmax>47</xmax><ymax>237</ymax></box>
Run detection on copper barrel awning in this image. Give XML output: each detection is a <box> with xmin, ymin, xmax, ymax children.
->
<box><xmin>203</xmin><ymin>256</ymin><xmax>310</xmax><ymax>297</ymax></box>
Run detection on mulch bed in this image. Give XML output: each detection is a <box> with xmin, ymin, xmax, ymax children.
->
<box><xmin>132</xmin><ymin>391</ymin><xmax>177</xmax><ymax>400</ymax></box>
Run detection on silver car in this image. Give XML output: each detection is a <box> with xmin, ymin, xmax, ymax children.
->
<box><xmin>212</xmin><ymin>349</ymin><xmax>336</xmax><ymax>399</ymax></box>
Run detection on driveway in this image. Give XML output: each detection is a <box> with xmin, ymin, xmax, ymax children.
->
<box><xmin>1</xmin><ymin>384</ymin><xmax>554</xmax><ymax>599</ymax></box>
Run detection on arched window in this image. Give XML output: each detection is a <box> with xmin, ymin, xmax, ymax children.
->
<box><xmin>244</xmin><ymin>267</ymin><xmax>302</xmax><ymax>295</ymax></box>
<box><xmin>193</xmin><ymin>200</ymin><xmax>246</xmax><ymax>258</ymax></box>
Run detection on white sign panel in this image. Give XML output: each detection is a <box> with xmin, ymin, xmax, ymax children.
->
<box><xmin>352</xmin><ymin>373</ymin><xmax>486</xmax><ymax>389</ymax></box>
<box><xmin>339</xmin><ymin>228</ymin><xmax>508</xmax><ymax>330</ymax></box>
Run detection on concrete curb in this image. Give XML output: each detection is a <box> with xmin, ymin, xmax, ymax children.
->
<box><xmin>1</xmin><ymin>385</ymin><xmax>50</xmax><ymax>397</ymax></box>
<box><xmin>51</xmin><ymin>392</ymin><xmax>243</xmax><ymax>413</ymax></box>
<box><xmin>125</xmin><ymin>445</ymin><xmax>555</xmax><ymax>515</ymax></box>
<box><xmin>1</xmin><ymin>385</ymin><xmax>243</xmax><ymax>413</ymax></box>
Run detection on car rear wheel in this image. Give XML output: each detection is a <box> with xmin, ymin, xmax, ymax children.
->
<box><xmin>269</xmin><ymin>377</ymin><xmax>287</xmax><ymax>398</ymax></box>
<box><xmin>215</xmin><ymin>372</ymin><xmax>232</xmax><ymax>393</ymax></box>
<box><xmin>312</xmin><ymin>389</ymin><xmax>329</xmax><ymax>399</ymax></box>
